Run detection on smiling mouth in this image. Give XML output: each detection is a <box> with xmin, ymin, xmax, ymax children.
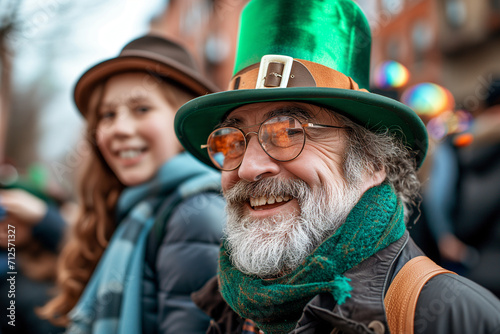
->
<box><xmin>116</xmin><ymin>148</ymin><xmax>147</xmax><ymax>159</ymax></box>
<box><xmin>249</xmin><ymin>195</ymin><xmax>292</xmax><ymax>210</ymax></box>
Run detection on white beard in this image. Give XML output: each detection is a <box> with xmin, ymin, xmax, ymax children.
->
<box><xmin>224</xmin><ymin>176</ymin><xmax>363</xmax><ymax>278</ymax></box>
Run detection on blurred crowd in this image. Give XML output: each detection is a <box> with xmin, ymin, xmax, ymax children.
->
<box><xmin>0</xmin><ymin>181</ymin><xmax>75</xmax><ymax>333</ymax></box>
<box><xmin>408</xmin><ymin>79</ymin><xmax>500</xmax><ymax>298</ymax></box>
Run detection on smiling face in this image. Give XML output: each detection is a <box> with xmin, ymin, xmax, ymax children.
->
<box><xmin>95</xmin><ymin>72</ymin><xmax>183</xmax><ymax>186</ymax></box>
<box><xmin>221</xmin><ymin>101</ymin><xmax>386</xmax><ymax>277</ymax></box>
<box><xmin>221</xmin><ymin>101</ymin><xmax>355</xmax><ymax>219</ymax></box>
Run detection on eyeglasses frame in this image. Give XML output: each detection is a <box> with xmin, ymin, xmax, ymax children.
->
<box><xmin>201</xmin><ymin>115</ymin><xmax>348</xmax><ymax>171</ymax></box>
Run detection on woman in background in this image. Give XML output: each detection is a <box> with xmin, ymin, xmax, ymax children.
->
<box><xmin>39</xmin><ymin>35</ymin><xmax>225</xmax><ymax>334</ymax></box>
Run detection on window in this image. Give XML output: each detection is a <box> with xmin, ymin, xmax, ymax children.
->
<box><xmin>412</xmin><ymin>19</ymin><xmax>434</xmax><ymax>60</ymax></box>
<box><xmin>445</xmin><ymin>0</ymin><xmax>467</xmax><ymax>28</ymax></box>
<box><xmin>492</xmin><ymin>0</ymin><xmax>500</xmax><ymax>11</ymax></box>
<box><xmin>382</xmin><ymin>0</ymin><xmax>404</xmax><ymax>16</ymax></box>
<box><xmin>386</xmin><ymin>36</ymin><xmax>401</xmax><ymax>61</ymax></box>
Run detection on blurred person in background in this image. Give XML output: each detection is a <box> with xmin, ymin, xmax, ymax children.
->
<box><xmin>39</xmin><ymin>35</ymin><xmax>225</xmax><ymax>334</ymax></box>
<box><xmin>0</xmin><ymin>183</ymin><xmax>68</xmax><ymax>334</ymax></box>
<box><xmin>424</xmin><ymin>79</ymin><xmax>500</xmax><ymax>297</ymax></box>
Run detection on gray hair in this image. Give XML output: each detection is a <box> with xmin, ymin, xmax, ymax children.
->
<box><xmin>332</xmin><ymin>111</ymin><xmax>421</xmax><ymax>222</ymax></box>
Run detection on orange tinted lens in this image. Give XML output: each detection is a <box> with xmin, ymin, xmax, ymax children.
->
<box><xmin>259</xmin><ymin>116</ymin><xmax>304</xmax><ymax>161</ymax></box>
<box><xmin>207</xmin><ymin>128</ymin><xmax>245</xmax><ymax>170</ymax></box>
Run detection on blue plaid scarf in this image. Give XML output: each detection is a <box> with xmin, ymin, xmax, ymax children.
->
<box><xmin>67</xmin><ymin>152</ymin><xmax>221</xmax><ymax>334</ymax></box>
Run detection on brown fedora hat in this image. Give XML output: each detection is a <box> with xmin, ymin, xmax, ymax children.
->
<box><xmin>74</xmin><ymin>34</ymin><xmax>219</xmax><ymax>116</ymax></box>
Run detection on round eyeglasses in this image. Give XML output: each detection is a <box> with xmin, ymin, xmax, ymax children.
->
<box><xmin>201</xmin><ymin>115</ymin><xmax>347</xmax><ymax>171</ymax></box>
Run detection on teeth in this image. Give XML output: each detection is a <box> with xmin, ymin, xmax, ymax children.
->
<box><xmin>119</xmin><ymin>149</ymin><xmax>142</xmax><ymax>159</ymax></box>
<box><xmin>249</xmin><ymin>195</ymin><xmax>292</xmax><ymax>207</ymax></box>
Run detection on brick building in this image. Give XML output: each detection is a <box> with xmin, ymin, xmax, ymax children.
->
<box><xmin>358</xmin><ymin>0</ymin><xmax>500</xmax><ymax>110</ymax></box>
<box><xmin>149</xmin><ymin>0</ymin><xmax>249</xmax><ymax>90</ymax></box>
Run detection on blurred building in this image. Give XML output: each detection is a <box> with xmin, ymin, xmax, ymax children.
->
<box><xmin>150</xmin><ymin>0</ymin><xmax>500</xmax><ymax>109</ymax></box>
<box><xmin>358</xmin><ymin>0</ymin><xmax>500</xmax><ymax>111</ymax></box>
<box><xmin>150</xmin><ymin>0</ymin><xmax>250</xmax><ymax>90</ymax></box>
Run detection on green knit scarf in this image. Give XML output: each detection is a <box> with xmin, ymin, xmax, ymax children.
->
<box><xmin>219</xmin><ymin>183</ymin><xmax>405</xmax><ymax>334</ymax></box>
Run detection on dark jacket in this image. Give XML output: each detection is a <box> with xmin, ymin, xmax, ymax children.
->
<box><xmin>32</xmin><ymin>204</ymin><xmax>67</xmax><ymax>252</ymax></box>
<box><xmin>193</xmin><ymin>231</ymin><xmax>500</xmax><ymax>334</ymax></box>
<box><xmin>143</xmin><ymin>192</ymin><xmax>226</xmax><ymax>334</ymax></box>
<box><xmin>453</xmin><ymin>141</ymin><xmax>500</xmax><ymax>296</ymax></box>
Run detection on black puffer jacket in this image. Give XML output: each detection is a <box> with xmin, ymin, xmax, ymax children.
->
<box><xmin>143</xmin><ymin>192</ymin><xmax>226</xmax><ymax>334</ymax></box>
<box><xmin>193</xmin><ymin>231</ymin><xmax>500</xmax><ymax>334</ymax></box>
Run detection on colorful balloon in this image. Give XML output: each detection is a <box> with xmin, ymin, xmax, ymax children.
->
<box><xmin>373</xmin><ymin>61</ymin><xmax>410</xmax><ymax>89</ymax></box>
<box><xmin>401</xmin><ymin>83</ymin><xmax>455</xmax><ymax>118</ymax></box>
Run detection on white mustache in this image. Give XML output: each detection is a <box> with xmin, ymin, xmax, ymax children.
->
<box><xmin>224</xmin><ymin>177</ymin><xmax>310</xmax><ymax>205</ymax></box>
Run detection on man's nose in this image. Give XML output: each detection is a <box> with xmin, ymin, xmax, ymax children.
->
<box><xmin>237</xmin><ymin>134</ymin><xmax>280</xmax><ymax>182</ymax></box>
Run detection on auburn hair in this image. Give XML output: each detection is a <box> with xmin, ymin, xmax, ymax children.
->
<box><xmin>39</xmin><ymin>72</ymin><xmax>196</xmax><ymax>326</ymax></box>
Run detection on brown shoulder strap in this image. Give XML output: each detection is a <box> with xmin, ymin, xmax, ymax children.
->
<box><xmin>384</xmin><ymin>256</ymin><xmax>456</xmax><ymax>334</ymax></box>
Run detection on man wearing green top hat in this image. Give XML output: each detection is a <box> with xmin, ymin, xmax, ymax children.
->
<box><xmin>176</xmin><ymin>0</ymin><xmax>500</xmax><ymax>333</ymax></box>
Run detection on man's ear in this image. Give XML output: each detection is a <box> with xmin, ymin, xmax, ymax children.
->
<box><xmin>360</xmin><ymin>166</ymin><xmax>387</xmax><ymax>194</ymax></box>
<box><xmin>371</xmin><ymin>166</ymin><xmax>387</xmax><ymax>186</ymax></box>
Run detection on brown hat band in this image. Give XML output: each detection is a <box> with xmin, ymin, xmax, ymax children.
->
<box><xmin>228</xmin><ymin>57</ymin><xmax>368</xmax><ymax>92</ymax></box>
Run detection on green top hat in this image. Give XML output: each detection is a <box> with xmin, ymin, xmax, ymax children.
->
<box><xmin>174</xmin><ymin>0</ymin><xmax>428</xmax><ymax>168</ymax></box>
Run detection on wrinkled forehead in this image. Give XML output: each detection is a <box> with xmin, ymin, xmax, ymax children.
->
<box><xmin>223</xmin><ymin>101</ymin><xmax>340</xmax><ymax>127</ymax></box>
